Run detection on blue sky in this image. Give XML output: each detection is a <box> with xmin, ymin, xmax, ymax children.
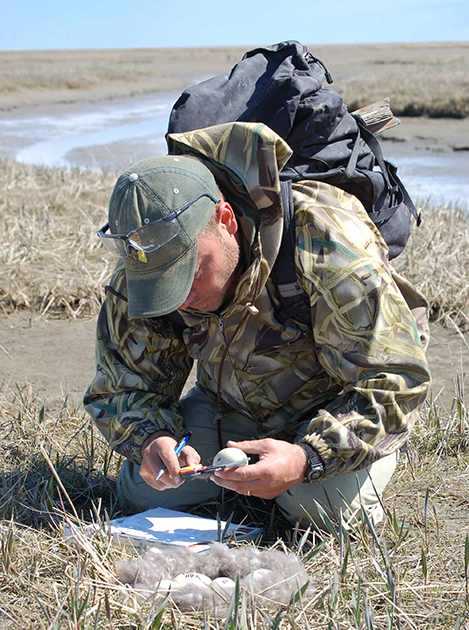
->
<box><xmin>2</xmin><ymin>0</ymin><xmax>468</xmax><ymax>50</ymax></box>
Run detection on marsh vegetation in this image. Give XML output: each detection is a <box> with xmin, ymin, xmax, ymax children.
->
<box><xmin>1</xmin><ymin>42</ymin><xmax>468</xmax><ymax>118</ymax></box>
<box><xmin>1</xmin><ymin>159</ymin><xmax>468</xmax><ymax>326</ymax></box>
<box><xmin>0</xmin><ymin>345</ymin><xmax>468</xmax><ymax>628</ymax></box>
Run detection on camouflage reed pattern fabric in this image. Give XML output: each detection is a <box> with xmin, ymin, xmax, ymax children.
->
<box><xmin>84</xmin><ymin>122</ymin><xmax>430</xmax><ymax>478</ymax></box>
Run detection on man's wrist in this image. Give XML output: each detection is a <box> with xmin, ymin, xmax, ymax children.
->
<box><xmin>299</xmin><ymin>443</ymin><xmax>324</xmax><ymax>482</ymax></box>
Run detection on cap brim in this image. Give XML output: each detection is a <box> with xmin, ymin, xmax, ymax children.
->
<box><xmin>126</xmin><ymin>244</ymin><xmax>197</xmax><ymax>318</ymax></box>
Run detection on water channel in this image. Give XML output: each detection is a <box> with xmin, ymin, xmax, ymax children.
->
<box><xmin>0</xmin><ymin>92</ymin><xmax>467</xmax><ymax>208</ymax></box>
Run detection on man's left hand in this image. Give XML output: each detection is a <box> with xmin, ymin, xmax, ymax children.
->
<box><xmin>210</xmin><ymin>438</ymin><xmax>308</xmax><ymax>499</ymax></box>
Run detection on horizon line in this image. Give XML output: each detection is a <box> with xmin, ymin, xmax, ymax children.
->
<box><xmin>1</xmin><ymin>39</ymin><xmax>467</xmax><ymax>54</ymax></box>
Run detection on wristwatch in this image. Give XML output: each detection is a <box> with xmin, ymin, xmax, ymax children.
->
<box><xmin>299</xmin><ymin>443</ymin><xmax>324</xmax><ymax>482</ymax></box>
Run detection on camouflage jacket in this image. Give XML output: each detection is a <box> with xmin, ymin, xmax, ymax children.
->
<box><xmin>84</xmin><ymin>122</ymin><xmax>431</xmax><ymax>478</ymax></box>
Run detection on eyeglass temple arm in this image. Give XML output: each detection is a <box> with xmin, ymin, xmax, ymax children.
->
<box><xmin>98</xmin><ymin>223</ymin><xmax>129</xmax><ymax>240</ymax></box>
<box><xmin>162</xmin><ymin>193</ymin><xmax>220</xmax><ymax>222</ymax></box>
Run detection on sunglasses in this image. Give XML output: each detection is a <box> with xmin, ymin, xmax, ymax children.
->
<box><xmin>97</xmin><ymin>192</ymin><xmax>220</xmax><ymax>258</ymax></box>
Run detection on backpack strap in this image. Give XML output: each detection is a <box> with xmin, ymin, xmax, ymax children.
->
<box><xmin>270</xmin><ymin>181</ymin><xmax>311</xmax><ymax>326</ymax></box>
<box><xmin>355</xmin><ymin>119</ymin><xmax>421</xmax><ymax>226</ymax></box>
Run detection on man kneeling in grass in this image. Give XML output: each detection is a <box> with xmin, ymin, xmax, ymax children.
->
<box><xmin>84</xmin><ymin>122</ymin><xmax>431</xmax><ymax>530</ymax></box>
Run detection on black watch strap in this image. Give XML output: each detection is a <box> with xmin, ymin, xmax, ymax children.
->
<box><xmin>299</xmin><ymin>443</ymin><xmax>324</xmax><ymax>482</ymax></box>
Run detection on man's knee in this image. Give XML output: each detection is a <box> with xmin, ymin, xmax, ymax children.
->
<box><xmin>275</xmin><ymin>451</ymin><xmax>398</xmax><ymax>530</ymax></box>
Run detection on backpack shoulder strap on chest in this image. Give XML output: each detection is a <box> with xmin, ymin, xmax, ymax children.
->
<box><xmin>270</xmin><ymin>181</ymin><xmax>311</xmax><ymax>326</ymax></box>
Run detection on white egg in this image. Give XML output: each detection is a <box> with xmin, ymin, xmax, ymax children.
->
<box><xmin>250</xmin><ymin>569</ymin><xmax>276</xmax><ymax>590</ymax></box>
<box><xmin>213</xmin><ymin>447</ymin><xmax>249</xmax><ymax>468</ymax></box>
<box><xmin>251</xmin><ymin>568</ymin><xmax>273</xmax><ymax>578</ymax></box>
<box><xmin>211</xmin><ymin>576</ymin><xmax>236</xmax><ymax>594</ymax></box>
<box><xmin>155</xmin><ymin>579</ymin><xmax>180</xmax><ymax>592</ymax></box>
<box><xmin>173</xmin><ymin>572</ymin><xmax>212</xmax><ymax>587</ymax></box>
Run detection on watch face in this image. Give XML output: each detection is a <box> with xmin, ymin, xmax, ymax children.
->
<box><xmin>307</xmin><ymin>465</ymin><xmax>323</xmax><ymax>482</ymax></box>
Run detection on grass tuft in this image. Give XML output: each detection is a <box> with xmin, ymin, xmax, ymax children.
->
<box><xmin>395</xmin><ymin>202</ymin><xmax>469</xmax><ymax>329</ymax></box>
<box><xmin>0</xmin><ymin>159</ymin><xmax>115</xmax><ymax>318</ymax></box>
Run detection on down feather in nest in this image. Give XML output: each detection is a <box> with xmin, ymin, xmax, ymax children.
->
<box><xmin>116</xmin><ymin>542</ymin><xmax>312</xmax><ymax>609</ymax></box>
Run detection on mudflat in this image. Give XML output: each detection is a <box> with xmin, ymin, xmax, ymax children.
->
<box><xmin>0</xmin><ymin>314</ymin><xmax>467</xmax><ymax>418</ymax></box>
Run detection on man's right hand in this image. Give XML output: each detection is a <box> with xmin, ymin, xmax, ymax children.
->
<box><xmin>139</xmin><ymin>430</ymin><xmax>201</xmax><ymax>490</ymax></box>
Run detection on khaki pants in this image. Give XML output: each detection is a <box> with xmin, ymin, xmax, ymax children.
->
<box><xmin>118</xmin><ymin>384</ymin><xmax>398</xmax><ymax>530</ymax></box>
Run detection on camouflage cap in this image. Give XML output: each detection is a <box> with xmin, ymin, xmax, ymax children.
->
<box><xmin>108</xmin><ymin>155</ymin><xmax>219</xmax><ymax>318</ymax></box>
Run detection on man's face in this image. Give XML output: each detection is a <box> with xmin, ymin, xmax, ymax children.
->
<box><xmin>179</xmin><ymin>223</ymin><xmax>240</xmax><ymax>313</ymax></box>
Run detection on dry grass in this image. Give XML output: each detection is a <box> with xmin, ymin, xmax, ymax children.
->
<box><xmin>1</xmin><ymin>159</ymin><xmax>468</xmax><ymax>327</ymax></box>
<box><xmin>330</xmin><ymin>43</ymin><xmax>469</xmax><ymax>119</ymax></box>
<box><xmin>395</xmin><ymin>201</ymin><xmax>469</xmax><ymax>328</ymax></box>
<box><xmin>0</xmin><ymin>47</ymin><xmax>247</xmax><ymax>105</ymax></box>
<box><xmin>0</xmin><ymin>377</ymin><xmax>468</xmax><ymax>628</ymax></box>
<box><xmin>0</xmin><ymin>159</ymin><xmax>114</xmax><ymax>318</ymax></box>
<box><xmin>0</xmin><ymin>52</ymin><xmax>149</xmax><ymax>93</ymax></box>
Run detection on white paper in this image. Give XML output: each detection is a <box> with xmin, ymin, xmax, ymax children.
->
<box><xmin>65</xmin><ymin>507</ymin><xmax>262</xmax><ymax>549</ymax></box>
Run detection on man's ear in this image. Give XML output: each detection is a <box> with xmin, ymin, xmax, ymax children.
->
<box><xmin>217</xmin><ymin>201</ymin><xmax>238</xmax><ymax>236</ymax></box>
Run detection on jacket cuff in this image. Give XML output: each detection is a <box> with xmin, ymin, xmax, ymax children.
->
<box><xmin>111</xmin><ymin>417</ymin><xmax>178</xmax><ymax>465</ymax></box>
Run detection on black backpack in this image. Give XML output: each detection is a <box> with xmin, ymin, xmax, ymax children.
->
<box><xmin>166</xmin><ymin>41</ymin><xmax>420</xmax><ymax>327</ymax></box>
<box><xmin>168</xmin><ymin>41</ymin><xmax>420</xmax><ymax>259</ymax></box>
